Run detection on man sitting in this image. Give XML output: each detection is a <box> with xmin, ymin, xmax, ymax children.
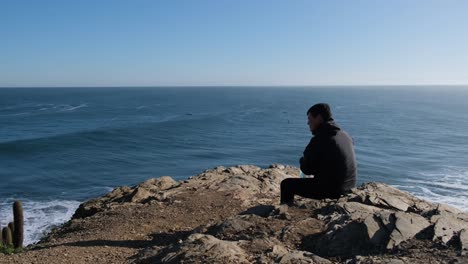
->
<box><xmin>280</xmin><ymin>103</ymin><xmax>357</xmax><ymax>205</ymax></box>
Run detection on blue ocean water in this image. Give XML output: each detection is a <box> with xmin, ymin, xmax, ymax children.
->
<box><xmin>1</xmin><ymin>86</ymin><xmax>468</xmax><ymax>245</ymax></box>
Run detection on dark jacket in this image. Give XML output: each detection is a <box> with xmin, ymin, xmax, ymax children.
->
<box><xmin>299</xmin><ymin>119</ymin><xmax>357</xmax><ymax>198</ymax></box>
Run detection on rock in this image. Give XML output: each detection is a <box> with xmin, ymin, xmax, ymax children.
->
<box><xmin>459</xmin><ymin>229</ymin><xmax>468</xmax><ymax>256</ymax></box>
<box><xmin>279</xmin><ymin>218</ymin><xmax>324</xmax><ymax>245</ymax></box>
<box><xmin>208</xmin><ymin>215</ymin><xmax>255</xmax><ymax>240</ymax></box>
<box><xmin>213</xmin><ymin>174</ymin><xmax>261</xmax><ymax>192</ymax></box>
<box><xmin>224</xmin><ymin>166</ymin><xmax>245</xmax><ymax>175</ymax></box>
<box><xmin>336</xmin><ymin>201</ymin><xmax>382</xmax><ymax>220</ymax></box>
<box><xmin>274</xmin><ymin>204</ymin><xmax>289</xmax><ymax>215</ymax></box>
<box><xmin>308</xmin><ymin>192</ymin><xmax>432</xmax><ymax>256</ymax></box>
<box><xmin>207</xmin><ymin>214</ymin><xmax>286</xmax><ymax>242</ymax></box>
<box><xmin>242</xmin><ymin>236</ymin><xmax>282</xmax><ymax>254</ymax></box>
<box><xmin>386</xmin><ymin>211</ymin><xmax>431</xmax><ymax>249</ymax></box>
<box><xmin>129</xmin><ymin>187</ymin><xmax>152</xmax><ymax>203</ymax></box>
<box><xmin>278</xmin><ymin>250</ymin><xmax>332</xmax><ymax>264</ymax></box>
<box><xmin>353</xmin><ymin>256</ymin><xmax>406</xmax><ymax>264</ymax></box>
<box><xmin>68</xmin><ymin>164</ymin><xmax>467</xmax><ymax>263</ymax></box>
<box><xmin>237</xmin><ymin>164</ymin><xmax>262</xmax><ymax>173</ymax></box>
<box><xmin>363</xmin><ymin>211</ymin><xmax>395</xmax><ymax>246</ymax></box>
<box><xmin>347</xmin><ymin>182</ymin><xmax>434</xmax><ymax>213</ymax></box>
<box><xmin>431</xmin><ymin>213</ymin><xmax>468</xmax><ymax>244</ymax></box>
<box><xmin>158</xmin><ymin>233</ymin><xmax>250</xmax><ymax>263</ymax></box>
<box><xmin>270</xmin><ymin>163</ymin><xmax>286</xmax><ymax>170</ymax></box>
<box><xmin>72</xmin><ymin>176</ymin><xmax>180</xmax><ymax>219</ymax></box>
<box><xmin>240</xmin><ymin>204</ymin><xmax>276</xmax><ymax>217</ymax></box>
<box><xmin>138</xmin><ymin>176</ymin><xmax>180</xmax><ymax>191</ymax></box>
<box><xmin>272</xmin><ymin>244</ymin><xmax>288</xmax><ymax>255</ymax></box>
<box><xmin>308</xmin><ymin>220</ymin><xmax>374</xmax><ymax>257</ymax></box>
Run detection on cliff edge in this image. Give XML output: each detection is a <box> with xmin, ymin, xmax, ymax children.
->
<box><xmin>2</xmin><ymin>164</ymin><xmax>467</xmax><ymax>263</ymax></box>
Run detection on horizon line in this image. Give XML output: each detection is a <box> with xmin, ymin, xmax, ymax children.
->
<box><xmin>1</xmin><ymin>84</ymin><xmax>468</xmax><ymax>89</ymax></box>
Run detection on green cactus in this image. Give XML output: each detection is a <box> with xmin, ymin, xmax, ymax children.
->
<box><xmin>0</xmin><ymin>224</ymin><xmax>2</xmax><ymax>246</ymax></box>
<box><xmin>13</xmin><ymin>201</ymin><xmax>24</xmax><ymax>249</ymax></box>
<box><xmin>8</xmin><ymin>222</ymin><xmax>14</xmax><ymax>238</ymax></box>
<box><xmin>2</xmin><ymin>227</ymin><xmax>13</xmax><ymax>247</ymax></box>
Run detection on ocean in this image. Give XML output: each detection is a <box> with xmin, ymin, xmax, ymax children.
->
<box><xmin>1</xmin><ymin>86</ymin><xmax>467</xmax><ymax>245</ymax></box>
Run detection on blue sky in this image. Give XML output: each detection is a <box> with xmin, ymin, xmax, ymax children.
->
<box><xmin>1</xmin><ymin>0</ymin><xmax>468</xmax><ymax>87</ymax></box>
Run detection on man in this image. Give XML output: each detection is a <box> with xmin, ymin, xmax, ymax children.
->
<box><xmin>280</xmin><ymin>103</ymin><xmax>357</xmax><ymax>205</ymax></box>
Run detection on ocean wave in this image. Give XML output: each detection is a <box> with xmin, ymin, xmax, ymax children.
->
<box><xmin>398</xmin><ymin>167</ymin><xmax>468</xmax><ymax>211</ymax></box>
<box><xmin>415</xmin><ymin>192</ymin><xmax>468</xmax><ymax>212</ymax></box>
<box><xmin>57</xmin><ymin>103</ymin><xmax>88</xmax><ymax>112</ymax></box>
<box><xmin>0</xmin><ymin>103</ymin><xmax>89</xmax><ymax>117</ymax></box>
<box><xmin>0</xmin><ymin>199</ymin><xmax>81</xmax><ymax>246</ymax></box>
<box><xmin>0</xmin><ymin>113</ymin><xmax>224</xmax><ymax>153</ymax></box>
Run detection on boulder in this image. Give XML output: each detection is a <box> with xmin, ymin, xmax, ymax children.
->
<box><xmin>386</xmin><ymin>211</ymin><xmax>431</xmax><ymax>249</ymax></box>
<box><xmin>129</xmin><ymin>187</ymin><xmax>152</xmax><ymax>203</ymax></box>
<box><xmin>159</xmin><ymin>233</ymin><xmax>250</xmax><ymax>263</ymax></box>
<box><xmin>347</xmin><ymin>182</ymin><xmax>434</xmax><ymax>213</ymax></box>
<box><xmin>307</xmin><ymin>186</ymin><xmax>433</xmax><ymax>256</ymax></box>
<box><xmin>138</xmin><ymin>176</ymin><xmax>180</xmax><ymax>191</ymax></box>
<box><xmin>431</xmin><ymin>213</ymin><xmax>468</xmax><ymax>244</ymax></box>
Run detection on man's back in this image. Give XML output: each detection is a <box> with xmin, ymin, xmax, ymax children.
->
<box><xmin>300</xmin><ymin>119</ymin><xmax>357</xmax><ymax>197</ymax></box>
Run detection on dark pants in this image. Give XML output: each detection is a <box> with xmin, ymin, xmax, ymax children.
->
<box><xmin>280</xmin><ymin>177</ymin><xmax>339</xmax><ymax>204</ymax></box>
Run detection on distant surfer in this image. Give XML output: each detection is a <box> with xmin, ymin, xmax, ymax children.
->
<box><xmin>280</xmin><ymin>103</ymin><xmax>357</xmax><ymax>205</ymax></box>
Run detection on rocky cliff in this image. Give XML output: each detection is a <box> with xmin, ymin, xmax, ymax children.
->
<box><xmin>2</xmin><ymin>164</ymin><xmax>467</xmax><ymax>263</ymax></box>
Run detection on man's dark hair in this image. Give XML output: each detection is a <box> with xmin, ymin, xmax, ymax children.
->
<box><xmin>307</xmin><ymin>103</ymin><xmax>332</xmax><ymax>121</ymax></box>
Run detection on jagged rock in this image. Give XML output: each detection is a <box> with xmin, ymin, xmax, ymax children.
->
<box><xmin>224</xmin><ymin>166</ymin><xmax>245</xmax><ymax>175</ymax></box>
<box><xmin>363</xmin><ymin>211</ymin><xmax>395</xmax><ymax>246</ymax></box>
<box><xmin>237</xmin><ymin>164</ymin><xmax>262</xmax><ymax>173</ymax></box>
<box><xmin>386</xmin><ymin>211</ymin><xmax>431</xmax><ymax>249</ymax></box>
<box><xmin>307</xmin><ymin>219</ymin><xmax>374</xmax><ymax>257</ymax></box>
<box><xmin>431</xmin><ymin>213</ymin><xmax>468</xmax><ymax>244</ymax></box>
<box><xmin>460</xmin><ymin>229</ymin><xmax>468</xmax><ymax>256</ymax></box>
<box><xmin>158</xmin><ymin>233</ymin><xmax>250</xmax><ymax>263</ymax></box>
<box><xmin>138</xmin><ymin>176</ymin><xmax>180</xmax><ymax>191</ymax></box>
<box><xmin>134</xmin><ymin>171</ymin><xmax>467</xmax><ymax>261</ymax></box>
<box><xmin>346</xmin><ymin>182</ymin><xmax>434</xmax><ymax>213</ymax></box>
<box><xmin>277</xmin><ymin>250</ymin><xmax>332</xmax><ymax>264</ymax></box>
<box><xmin>308</xmin><ymin>188</ymin><xmax>433</xmax><ymax>256</ymax></box>
<box><xmin>129</xmin><ymin>187</ymin><xmax>152</xmax><ymax>203</ymax></box>
<box><xmin>72</xmin><ymin>176</ymin><xmax>180</xmax><ymax>218</ymax></box>
<box><xmin>270</xmin><ymin>163</ymin><xmax>286</xmax><ymax>170</ymax></box>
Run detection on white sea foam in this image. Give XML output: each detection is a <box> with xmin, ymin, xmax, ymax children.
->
<box><xmin>0</xmin><ymin>199</ymin><xmax>81</xmax><ymax>246</ymax></box>
<box><xmin>399</xmin><ymin>167</ymin><xmax>468</xmax><ymax>211</ymax></box>
<box><xmin>59</xmin><ymin>103</ymin><xmax>88</xmax><ymax>112</ymax></box>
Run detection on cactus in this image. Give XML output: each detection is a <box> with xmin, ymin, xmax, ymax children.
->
<box><xmin>0</xmin><ymin>224</ymin><xmax>2</xmax><ymax>246</ymax></box>
<box><xmin>2</xmin><ymin>227</ymin><xmax>13</xmax><ymax>247</ymax></box>
<box><xmin>8</xmin><ymin>222</ymin><xmax>14</xmax><ymax>238</ymax></box>
<box><xmin>13</xmin><ymin>201</ymin><xmax>24</xmax><ymax>249</ymax></box>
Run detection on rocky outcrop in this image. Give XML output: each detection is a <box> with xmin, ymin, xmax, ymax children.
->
<box><xmin>73</xmin><ymin>164</ymin><xmax>297</xmax><ymax>219</ymax></box>
<box><xmin>5</xmin><ymin>164</ymin><xmax>467</xmax><ymax>263</ymax></box>
<box><xmin>72</xmin><ymin>176</ymin><xmax>181</xmax><ymax>218</ymax></box>
<box><xmin>130</xmin><ymin>166</ymin><xmax>467</xmax><ymax>263</ymax></box>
